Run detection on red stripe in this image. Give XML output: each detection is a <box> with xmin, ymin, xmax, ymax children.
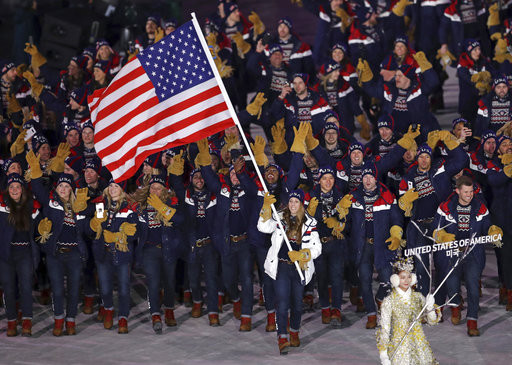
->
<box><xmin>98</xmin><ymin>60</ymin><xmax>144</xmax><ymax>101</ymax></box>
<box><xmin>97</xmin><ymin>85</ymin><xmax>223</xmax><ymax>155</ymax></box>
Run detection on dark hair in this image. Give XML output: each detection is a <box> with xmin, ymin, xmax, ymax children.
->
<box><xmin>4</xmin><ymin>187</ymin><xmax>33</xmax><ymax>231</ymax></box>
<box><xmin>455</xmin><ymin>175</ymin><xmax>473</xmax><ymax>190</ymax></box>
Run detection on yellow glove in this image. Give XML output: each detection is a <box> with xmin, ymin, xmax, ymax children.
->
<box><xmin>470</xmin><ymin>73</ymin><xmax>481</xmax><ymax>83</ymax></box>
<box><xmin>24</xmin><ymin>43</ymin><xmax>47</xmax><ymax>69</ymax></box>
<box><xmin>127</xmin><ymin>48</ymin><xmax>140</xmax><ymax>62</ymax></box>
<box><xmin>260</xmin><ymin>192</ymin><xmax>276</xmax><ymax>221</ymax></box>
<box><xmin>6</xmin><ymin>92</ymin><xmax>22</xmax><ymax>115</ymax></box>
<box><xmin>271</xmin><ymin>119</ymin><xmax>288</xmax><ymax>155</ymax></box>
<box><xmin>246</xmin><ymin>92</ymin><xmax>267</xmax><ymax>119</ymax></box>
<box><xmin>385</xmin><ymin>225</ymin><xmax>403</xmax><ymax>250</ymax></box>
<box><xmin>154</xmin><ymin>27</ymin><xmax>165</xmax><ymax>43</ymax></box>
<box><xmin>103</xmin><ymin>230</ymin><xmax>117</xmax><ymax>243</ymax></box>
<box><xmin>436</xmin><ymin>49</ymin><xmax>456</xmax><ymax>70</ymax></box>
<box><xmin>490</xmin><ymin>32</ymin><xmax>502</xmax><ymax>41</ymax></box>
<box><xmin>324</xmin><ymin>216</ymin><xmax>345</xmax><ymax>239</ymax></box>
<box><xmin>500</xmin><ymin>153</ymin><xmax>512</xmax><ymax>166</ymax></box>
<box><xmin>48</xmin><ymin>142</ymin><xmax>71</xmax><ymax>173</ymax></box>
<box><xmin>398</xmin><ymin>188</ymin><xmax>418</xmax><ymax>217</ymax></box>
<box><xmin>479</xmin><ymin>71</ymin><xmax>492</xmax><ymax>83</ymax></box>
<box><xmin>475</xmin><ymin>81</ymin><xmax>491</xmax><ymax>96</ymax></box>
<box><xmin>194</xmin><ymin>138</ymin><xmax>212</xmax><ymax>167</ymax></box>
<box><xmin>413</xmin><ymin>51</ymin><xmax>432</xmax><ymax>72</ymax></box>
<box><xmin>336</xmin><ymin>194</ymin><xmax>353</xmax><ymax>218</ymax></box>
<box><xmin>488</xmin><ymin>225</ymin><xmax>504</xmax><ymax>248</ymax></box>
<box><xmin>487</xmin><ymin>3</ymin><xmax>500</xmax><ymax>27</ymax></box>
<box><xmin>438</xmin><ymin>130</ymin><xmax>460</xmax><ymax>150</ymax></box>
<box><xmin>224</xmin><ymin>133</ymin><xmax>240</xmax><ymax>152</ymax></box>
<box><xmin>22</xmin><ymin>71</ymin><xmax>44</xmax><ymax>98</ymax></box>
<box><xmin>356</xmin><ymin>114</ymin><xmax>371</xmax><ymax>141</ymax></box>
<box><xmin>398</xmin><ymin>124</ymin><xmax>421</xmax><ymax>150</ymax></box>
<box><xmin>504</xmin><ymin>164</ymin><xmax>512</xmax><ymax>178</ymax></box>
<box><xmin>248</xmin><ymin>11</ymin><xmax>265</xmax><ymax>36</ymax></box>
<box><xmin>10</xmin><ymin>129</ymin><xmax>27</xmax><ymax>157</ymax></box>
<box><xmin>148</xmin><ymin>193</ymin><xmax>176</xmax><ymax>222</ymax></box>
<box><xmin>357</xmin><ymin>58</ymin><xmax>373</xmax><ymax>85</ymax></box>
<box><xmin>305</xmin><ymin>122</ymin><xmax>319</xmax><ymax>150</ymax></box>
<box><xmin>250</xmin><ymin>135</ymin><xmax>269</xmax><ymax>167</ymax></box>
<box><xmin>26</xmin><ymin>150</ymin><xmax>42</xmax><ymax>179</ymax></box>
<box><xmin>217</xmin><ymin>59</ymin><xmax>234</xmax><ymax>78</ymax></box>
<box><xmin>335</xmin><ymin>8</ymin><xmax>352</xmax><ymax>33</ymax></box>
<box><xmin>307</xmin><ymin>197</ymin><xmax>319</xmax><ymax>216</ymax></box>
<box><xmin>291</xmin><ymin>0</ymin><xmax>303</xmax><ymax>6</ymax></box>
<box><xmin>37</xmin><ymin>218</ymin><xmax>52</xmax><ymax>243</ymax></box>
<box><xmin>392</xmin><ymin>0</ymin><xmax>412</xmax><ymax>17</ymax></box>
<box><xmin>168</xmin><ymin>150</ymin><xmax>185</xmax><ymax>176</ymax></box>
<box><xmin>103</xmin><ymin>230</ymin><xmax>130</xmax><ymax>252</ymax></box>
<box><xmin>427</xmin><ymin>130</ymin><xmax>441</xmax><ymax>149</ymax></box>
<box><xmin>288</xmin><ymin>248</ymin><xmax>311</xmax><ymax>270</ymax></box>
<box><xmin>90</xmin><ymin>213</ymin><xmax>107</xmax><ymax>240</ymax></box>
<box><xmin>231</xmin><ymin>32</ymin><xmax>251</xmax><ymax>55</ymax></box>
<box><xmin>72</xmin><ymin>188</ymin><xmax>89</xmax><ymax>213</ymax></box>
<box><xmin>290</xmin><ymin>122</ymin><xmax>309</xmax><ymax>154</ymax></box>
<box><xmin>433</xmin><ymin>228</ymin><xmax>455</xmax><ymax>243</ymax></box>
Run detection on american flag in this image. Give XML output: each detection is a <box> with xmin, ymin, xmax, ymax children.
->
<box><xmin>88</xmin><ymin>20</ymin><xmax>234</xmax><ymax>181</ymax></box>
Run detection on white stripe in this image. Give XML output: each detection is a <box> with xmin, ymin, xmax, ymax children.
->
<box><xmin>311</xmin><ymin>105</ymin><xmax>330</xmax><ymax>116</ymax></box>
<box><xmin>373</xmin><ymin>204</ymin><xmax>392</xmax><ymax>212</ymax></box>
<box><xmin>477</xmin><ymin>8</ymin><xmax>486</xmax><ymax>16</ymax></box>
<box><xmin>421</xmin><ymin>0</ymin><xmax>450</xmax><ymax>6</ymax></box>
<box><xmin>0</xmin><ymin>205</ymin><xmax>9</xmax><ymax>213</ymax></box>
<box><xmin>444</xmin><ymin>12</ymin><xmax>461</xmax><ymax>22</ymax></box>
<box><xmin>475</xmin><ymin>209</ymin><xmax>488</xmax><ymax>221</ymax></box>
<box><xmin>338</xmin><ymin>86</ymin><xmax>354</xmax><ymax>98</ymax></box>
<box><xmin>32</xmin><ymin>211</ymin><xmax>39</xmax><ymax>219</ymax></box>
<box><xmin>378</xmin><ymin>11</ymin><xmax>391</xmax><ymax>18</ymax></box>
<box><xmin>289</xmin><ymin>49</ymin><xmax>313</xmax><ymax>60</ymax></box>
<box><xmin>437</xmin><ymin>206</ymin><xmax>456</xmax><ymax>223</ymax></box>
<box><xmin>319</xmin><ymin>11</ymin><xmax>330</xmax><ymax>22</ymax></box>
<box><xmin>348</xmin><ymin>38</ymin><xmax>375</xmax><ymax>45</ymax></box>
<box><xmin>406</xmin><ymin>88</ymin><xmax>422</xmax><ymax>102</ymax></box>
<box><xmin>115</xmin><ymin>211</ymin><xmax>133</xmax><ymax>218</ymax></box>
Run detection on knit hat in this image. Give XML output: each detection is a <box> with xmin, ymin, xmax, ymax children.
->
<box><xmin>277</xmin><ymin>16</ymin><xmax>293</xmax><ymax>30</ymax></box>
<box><xmin>355</xmin><ymin>5</ymin><xmax>373</xmax><ymax>21</ymax></box>
<box><xmin>189</xmin><ymin>168</ymin><xmax>202</xmax><ymax>182</ymax></box>
<box><xmin>57</xmin><ymin>173</ymin><xmax>74</xmax><ymax>187</ymax></box>
<box><xmin>108</xmin><ymin>177</ymin><xmax>127</xmax><ymax>190</ymax></box>
<box><xmin>93</xmin><ymin>60</ymin><xmax>110</xmax><ymax>74</ymax></box>
<box><xmin>95</xmin><ymin>39</ymin><xmax>111</xmax><ymax>52</ymax></box>
<box><xmin>225</xmin><ymin>3</ymin><xmax>239</xmax><ymax>18</ymax></box>
<box><xmin>493</xmin><ymin>75</ymin><xmax>508</xmax><ymax>87</ymax></box>
<box><xmin>331</xmin><ymin>43</ymin><xmax>347</xmax><ymax>54</ymax></box>
<box><xmin>323</xmin><ymin>109</ymin><xmax>339</xmax><ymax>124</ymax></box>
<box><xmin>147</xmin><ymin>15</ymin><xmax>161</xmax><ymax>26</ymax></box>
<box><xmin>7</xmin><ymin>173</ymin><xmax>25</xmax><ymax>187</ymax></box>
<box><xmin>23</xmin><ymin>119</ymin><xmax>41</xmax><ymax>134</ymax></box>
<box><xmin>65</xmin><ymin>155</ymin><xmax>85</xmax><ymax>174</ymax></box>
<box><xmin>292</xmin><ymin>73</ymin><xmax>309</xmax><ymax>85</ymax></box>
<box><xmin>71</xmin><ymin>55</ymin><xmax>88</xmax><ymax>70</ymax></box>
<box><xmin>325</xmin><ymin>60</ymin><xmax>341</xmax><ymax>74</ymax></box>
<box><xmin>451</xmin><ymin>117</ymin><xmax>467</xmax><ymax>129</ymax></box>
<box><xmin>324</xmin><ymin>122</ymin><xmax>339</xmax><ymax>133</ymax></box>
<box><xmin>497</xmin><ymin>135</ymin><xmax>511</xmax><ymax>151</ymax></box>
<box><xmin>417</xmin><ymin>143</ymin><xmax>432</xmax><ymax>157</ymax></box>
<box><xmin>31</xmin><ymin>134</ymin><xmax>49</xmax><ymax>152</ymax></box>
<box><xmin>377</xmin><ymin>114</ymin><xmax>394</xmax><ymax>130</ymax></box>
<box><xmin>465</xmin><ymin>39</ymin><xmax>480</xmax><ymax>53</ymax></box>
<box><xmin>480</xmin><ymin>130</ymin><xmax>497</xmax><ymax>145</ymax></box>
<box><xmin>318</xmin><ymin>166</ymin><xmax>335</xmax><ymax>179</ymax></box>
<box><xmin>289</xmin><ymin>189</ymin><xmax>305</xmax><ymax>204</ymax></box>
<box><xmin>394</xmin><ymin>35</ymin><xmax>408</xmax><ymax>47</ymax></box>
<box><xmin>2</xmin><ymin>158</ymin><xmax>19</xmax><ymax>174</ymax></box>
<box><xmin>268</xmin><ymin>44</ymin><xmax>283</xmax><ymax>56</ymax></box>
<box><xmin>84</xmin><ymin>158</ymin><xmax>102</xmax><ymax>175</ymax></box>
<box><xmin>144</xmin><ymin>152</ymin><xmax>163</xmax><ymax>170</ymax></box>
<box><xmin>149</xmin><ymin>174</ymin><xmax>167</xmax><ymax>187</ymax></box>
<box><xmin>1</xmin><ymin>61</ymin><xmax>15</xmax><ymax>76</ymax></box>
<box><xmin>361</xmin><ymin>161</ymin><xmax>378</xmax><ymax>178</ymax></box>
<box><xmin>349</xmin><ymin>142</ymin><xmax>363</xmax><ymax>154</ymax></box>
<box><xmin>82</xmin><ymin>47</ymin><xmax>95</xmax><ymax>59</ymax></box>
<box><xmin>70</xmin><ymin>86</ymin><xmax>88</xmax><ymax>106</ymax></box>
<box><xmin>64</xmin><ymin>123</ymin><xmax>80</xmax><ymax>137</ymax></box>
<box><xmin>164</xmin><ymin>18</ymin><xmax>177</xmax><ymax>29</ymax></box>
<box><xmin>81</xmin><ymin>120</ymin><xmax>94</xmax><ymax>132</ymax></box>
<box><xmin>264</xmin><ymin>163</ymin><xmax>284</xmax><ymax>179</ymax></box>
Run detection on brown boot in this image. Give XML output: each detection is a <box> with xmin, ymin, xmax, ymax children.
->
<box><xmin>208</xmin><ymin>313</ymin><xmax>220</xmax><ymax>327</ymax></box>
<box><xmin>53</xmin><ymin>318</ymin><xmax>64</xmax><ymax>336</ymax></box>
<box><xmin>349</xmin><ymin>287</ymin><xmax>359</xmax><ymax>306</ymax></box>
<box><xmin>164</xmin><ymin>309</ymin><xmax>177</xmax><ymax>327</ymax></box>
<box><xmin>218</xmin><ymin>294</ymin><xmax>224</xmax><ymax>313</ymax></box>
<box><xmin>152</xmin><ymin>315</ymin><xmax>163</xmax><ymax>334</ymax></box>
<box><xmin>82</xmin><ymin>296</ymin><xmax>94</xmax><ymax>314</ymax></box>
<box><xmin>499</xmin><ymin>286</ymin><xmax>507</xmax><ymax>305</ymax></box>
<box><xmin>239</xmin><ymin>317</ymin><xmax>252</xmax><ymax>331</ymax></box>
<box><xmin>507</xmin><ymin>290</ymin><xmax>512</xmax><ymax>311</ymax></box>
<box><xmin>66</xmin><ymin>321</ymin><xmax>76</xmax><ymax>335</ymax></box>
<box><xmin>103</xmin><ymin>309</ymin><xmax>114</xmax><ymax>329</ymax></box>
<box><xmin>330</xmin><ymin>308</ymin><xmax>342</xmax><ymax>328</ymax></box>
<box><xmin>356</xmin><ymin>298</ymin><xmax>365</xmax><ymax>313</ymax></box>
<box><xmin>366</xmin><ymin>315</ymin><xmax>377</xmax><ymax>329</ymax></box>
<box><xmin>303</xmin><ymin>294</ymin><xmax>314</xmax><ymax>311</ymax></box>
<box><xmin>290</xmin><ymin>330</ymin><xmax>300</xmax><ymax>347</ymax></box>
<box><xmin>265</xmin><ymin>312</ymin><xmax>276</xmax><ymax>332</ymax></box>
<box><xmin>467</xmin><ymin>319</ymin><xmax>480</xmax><ymax>337</ymax></box>
<box><xmin>21</xmin><ymin>319</ymin><xmax>32</xmax><ymax>337</ymax></box>
<box><xmin>233</xmin><ymin>299</ymin><xmax>242</xmax><ymax>320</ymax></box>
<box><xmin>6</xmin><ymin>320</ymin><xmax>17</xmax><ymax>337</ymax></box>
<box><xmin>321</xmin><ymin>308</ymin><xmax>331</xmax><ymax>324</ymax></box>
<box><xmin>451</xmin><ymin>306</ymin><xmax>461</xmax><ymax>325</ymax></box>
<box><xmin>183</xmin><ymin>290</ymin><xmax>192</xmax><ymax>307</ymax></box>
<box><xmin>191</xmin><ymin>302</ymin><xmax>202</xmax><ymax>318</ymax></box>
<box><xmin>376</xmin><ymin>299</ymin><xmax>383</xmax><ymax>312</ymax></box>
<box><xmin>118</xmin><ymin>318</ymin><xmax>128</xmax><ymax>334</ymax></box>
<box><xmin>96</xmin><ymin>306</ymin><xmax>105</xmax><ymax>322</ymax></box>
<box><xmin>278</xmin><ymin>337</ymin><xmax>290</xmax><ymax>355</ymax></box>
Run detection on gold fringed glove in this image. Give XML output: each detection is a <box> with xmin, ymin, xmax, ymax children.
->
<box><xmin>357</xmin><ymin>58</ymin><xmax>373</xmax><ymax>85</ymax></box>
<box><xmin>6</xmin><ymin>93</ymin><xmax>22</xmax><ymax>115</ymax></box>
<box><xmin>288</xmin><ymin>248</ymin><xmax>311</xmax><ymax>270</ymax></box>
<box><xmin>304</xmin><ymin>122</ymin><xmax>319</xmax><ymax>150</ymax></box>
<box><xmin>148</xmin><ymin>193</ymin><xmax>176</xmax><ymax>222</ymax></box>
<box><xmin>398</xmin><ymin>188</ymin><xmax>418</xmax><ymax>217</ymax></box>
<box><xmin>90</xmin><ymin>213</ymin><xmax>107</xmax><ymax>240</ymax></box>
<box><xmin>10</xmin><ymin>129</ymin><xmax>27</xmax><ymax>157</ymax></box>
<box><xmin>487</xmin><ymin>3</ymin><xmax>500</xmax><ymax>27</ymax></box>
<box><xmin>398</xmin><ymin>124</ymin><xmax>421</xmax><ymax>150</ymax></box>
<box><xmin>392</xmin><ymin>0</ymin><xmax>412</xmax><ymax>17</ymax></box>
<box><xmin>246</xmin><ymin>92</ymin><xmax>267</xmax><ymax>119</ymax></box>
<box><xmin>37</xmin><ymin>218</ymin><xmax>52</xmax><ymax>243</ymax></box>
<box><xmin>26</xmin><ymin>150</ymin><xmax>42</xmax><ymax>179</ymax></box>
<box><xmin>336</xmin><ymin>194</ymin><xmax>353</xmax><ymax>219</ymax></box>
<box><xmin>154</xmin><ymin>27</ymin><xmax>164</xmax><ymax>43</ymax></box>
<box><xmin>324</xmin><ymin>216</ymin><xmax>345</xmax><ymax>239</ymax></box>
<box><xmin>356</xmin><ymin>114</ymin><xmax>372</xmax><ymax>141</ymax></box>
<box><xmin>103</xmin><ymin>230</ymin><xmax>129</xmax><ymax>252</ymax></box>
<box><xmin>250</xmin><ymin>135</ymin><xmax>269</xmax><ymax>167</ymax></box>
<box><xmin>231</xmin><ymin>32</ymin><xmax>251</xmax><ymax>55</ymax></box>
<box><xmin>290</xmin><ymin>122</ymin><xmax>309</xmax><ymax>154</ymax></box>
<box><xmin>438</xmin><ymin>130</ymin><xmax>460</xmax><ymax>150</ymax></box>
<box><xmin>48</xmin><ymin>142</ymin><xmax>71</xmax><ymax>173</ymax></box>
<box><xmin>24</xmin><ymin>43</ymin><xmax>47</xmax><ymax>69</ymax></box>
<box><xmin>427</xmin><ymin>130</ymin><xmax>441</xmax><ymax>149</ymax></box>
<box><xmin>385</xmin><ymin>225</ymin><xmax>403</xmax><ymax>250</ymax></box>
<box><xmin>22</xmin><ymin>71</ymin><xmax>44</xmax><ymax>98</ymax></box>
<box><xmin>260</xmin><ymin>192</ymin><xmax>276</xmax><ymax>221</ymax></box>
<box><xmin>127</xmin><ymin>48</ymin><xmax>140</xmax><ymax>62</ymax></box>
<box><xmin>436</xmin><ymin>49</ymin><xmax>456</xmax><ymax>70</ymax></box>
<box><xmin>248</xmin><ymin>11</ymin><xmax>265</xmax><ymax>36</ymax></box>
<box><xmin>290</xmin><ymin>0</ymin><xmax>303</xmax><ymax>6</ymax></box>
<box><xmin>433</xmin><ymin>228</ymin><xmax>455</xmax><ymax>243</ymax></box>
<box><xmin>194</xmin><ymin>138</ymin><xmax>212</xmax><ymax>167</ymax></box>
<box><xmin>224</xmin><ymin>133</ymin><xmax>240</xmax><ymax>152</ymax></box>
<box><xmin>118</xmin><ymin>222</ymin><xmax>137</xmax><ymax>251</ymax></box>
<box><xmin>475</xmin><ymin>81</ymin><xmax>492</xmax><ymax>96</ymax></box>
<box><xmin>218</xmin><ymin>59</ymin><xmax>235</xmax><ymax>78</ymax></box>
<box><xmin>413</xmin><ymin>51</ymin><xmax>432</xmax><ymax>72</ymax></box>
<box><xmin>271</xmin><ymin>119</ymin><xmax>288</xmax><ymax>155</ymax></box>
<box><xmin>500</xmin><ymin>153</ymin><xmax>512</xmax><ymax>166</ymax></box>
<box><xmin>335</xmin><ymin>8</ymin><xmax>352</xmax><ymax>33</ymax></box>
<box><xmin>504</xmin><ymin>164</ymin><xmax>512</xmax><ymax>178</ymax></box>
<box><xmin>307</xmin><ymin>197</ymin><xmax>319</xmax><ymax>216</ymax></box>
<box><xmin>72</xmin><ymin>188</ymin><xmax>89</xmax><ymax>213</ymax></box>
<box><xmin>168</xmin><ymin>150</ymin><xmax>185</xmax><ymax>176</ymax></box>
<box><xmin>488</xmin><ymin>225</ymin><xmax>504</xmax><ymax>248</ymax></box>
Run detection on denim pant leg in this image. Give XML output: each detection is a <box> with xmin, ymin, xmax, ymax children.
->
<box><xmin>11</xmin><ymin>247</ymin><xmax>33</xmax><ymax>318</ymax></box>
<box><xmin>62</xmin><ymin>250</ymin><xmax>82</xmax><ymax>320</ymax></box>
<box><xmin>188</xmin><ymin>257</ymin><xmax>203</xmax><ymax>304</ymax></box>
<box><xmin>96</xmin><ymin>259</ymin><xmax>114</xmax><ymax>310</ymax></box>
<box><xmin>116</xmin><ymin>263</ymin><xmax>131</xmax><ymax>318</ymax></box>
<box><xmin>143</xmin><ymin>246</ymin><xmax>163</xmax><ymax>314</ymax></box>
<box><xmin>46</xmin><ymin>254</ymin><xmax>66</xmax><ymax>318</ymax></box>
<box><xmin>328</xmin><ymin>241</ymin><xmax>344</xmax><ymax>310</ymax></box>
<box><xmin>274</xmin><ymin>262</ymin><xmax>292</xmax><ymax>336</ymax></box>
<box><xmin>236</xmin><ymin>241</ymin><xmax>253</xmax><ymax>316</ymax></box>
<box><xmin>254</xmin><ymin>244</ymin><xmax>275</xmax><ymax>312</ymax></box>
<box><xmin>201</xmin><ymin>245</ymin><xmax>219</xmax><ymax>314</ymax></box>
<box><xmin>289</xmin><ymin>266</ymin><xmax>304</xmax><ymax>332</ymax></box>
<box><xmin>445</xmin><ymin>265</ymin><xmax>462</xmax><ymax>307</ymax></box>
<box><xmin>408</xmin><ymin>222</ymin><xmax>431</xmax><ymax>296</ymax></box>
<box><xmin>376</xmin><ymin>264</ymin><xmax>392</xmax><ymax>302</ymax></box>
<box><xmin>221</xmin><ymin>249</ymin><xmax>239</xmax><ymax>301</ymax></box>
<box><xmin>82</xmin><ymin>243</ymin><xmax>97</xmax><ymax>297</ymax></box>
<box><xmin>358</xmin><ymin>243</ymin><xmax>376</xmax><ymax>315</ymax></box>
<box><xmin>0</xmin><ymin>258</ymin><xmax>18</xmax><ymax>320</ymax></box>
<box><xmin>315</xmin><ymin>249</ymin><xmax>330</xmax><ymax>309</ymax></box>
<box><xmin>162</xmin><ymin>258</ymin><xmax>177</xmax><ymax>309</ymax></box>
<box><xmin>464</xmin><ymin>257</ymin><xmax>483</xmax><ymax>320</ymax></box>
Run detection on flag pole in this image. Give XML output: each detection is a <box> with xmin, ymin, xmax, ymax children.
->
<box><xmin>190</xmin><ymin>12</ymin><xmax>306</xmax><ymax>285</ymax></box>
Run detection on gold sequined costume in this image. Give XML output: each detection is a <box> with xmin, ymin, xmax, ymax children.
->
<box><xmin>376</xmin><ymin>288</ymin><xmax>440</xmax><ymax>365</ymax></box>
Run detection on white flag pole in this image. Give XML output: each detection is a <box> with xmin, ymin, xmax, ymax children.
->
<box><xmin>191</xmin><ymin>12</ymin><xmax>306</xmax><ymax>284</ymax></box>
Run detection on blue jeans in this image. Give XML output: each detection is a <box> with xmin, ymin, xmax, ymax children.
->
<box><xmin>407</xmin><ymin>220</ymin><xmax>434</xmax><ymax>296</ymax></box>
<box><xmin>0</xmin><ymin>246</ymin><xmax>33</xmax><ymax>320</ymax></box>
<box><xmin>315</xmin><ymin>239</ymin><xmax>345</xmax><ymax>310</ymax></box>
<box><xmin>82</xmin><ymin>241</ymin><xmax>97</xmax><ymax>297</ymax></box>
<box><xmin>221</xmin><ymin>239</ymin><xmax>253</xmax><ymax>316</ymax></box>
<box><xmin>188</xmin><ymin>243</ymin><xmax>219</xmax><ymax>314</ymax></box>
<box><xmin>445</xmin><ymin>253</ymin><xmax>483</xmax><ymax>319</ymax></box>
<box><xmin>46</xmin><ymin>248</ymin><xmax>82</xmax><ymax>320</ymax></box>
<box><xmin>96</xmin><ymin>259</ymin><xmax>131</xmax><ymax>318</ymax></box>
<box><xmin>143</xmin><ymin>245</ymin><xmax>177</xmax><ymax>314</ymax></box>
<box><xmin>252</xmin><ymin>244</ymin><xmax>276</xmax><ymax>313</ymax></box>
<box><xmin>358</xmin><ymin>243</ymin><xmax>392</xmax><ymax>315</ymax></box>
<box><xmin>274</xmin><ymin>261</ymin><xmax>304</xmax><ymax>336</ymax></box>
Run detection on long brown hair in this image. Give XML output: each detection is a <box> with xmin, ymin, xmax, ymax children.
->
<box><xmin>282</xmin><ymin>204</ymin><xmax>306</xmax><ymax>243</ymax></box>
<box><xmin>4</xmin><ymin>188</ymin><xmax>33</xmax><ymax>231</ymax></box>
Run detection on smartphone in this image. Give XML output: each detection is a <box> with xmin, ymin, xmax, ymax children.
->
<box><xmin>24</xmin><ymin>126</ymin><xmax>36</xmax><ymax>141</ymax></box>
<box><xmin>261</xmin><ymin>32</ymin><xmax>272</xmax><ymax>46</ymax></box>
<box><xmin>96</xmin><ymin>202</ymin><xmax>105</xmax><ymax>219</ymax></box>
<box><xmin>28</xmin><ymin>35</ymin><xmax>34</xmax><ymax>46</ymax></box>
<box><xmin>411</xmin><ymin>123</ymin><xmax>418</xmax><ymax>132</ymax></box>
